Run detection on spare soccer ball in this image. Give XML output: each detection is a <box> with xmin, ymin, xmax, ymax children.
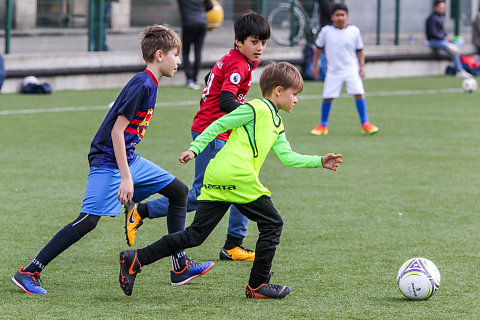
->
<box><xmin>206</xmin><ymin>0</ymin><xmax>224</xmax><ymax>30</ymax></box>
<box><xmin>397</xmin><ymin>257</ymin><xmax>441</xmax><ymax>300</ymax></box>
<box><xmin>462</xmin><ymin>77</ymin><xmax>478</xmax><ymax>93</ymax></box>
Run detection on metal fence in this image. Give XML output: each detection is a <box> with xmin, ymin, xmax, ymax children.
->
<box><xmin>2</xmin><ymin>0</ymin><xmax>480</xmax><ymax>54</ymax></box>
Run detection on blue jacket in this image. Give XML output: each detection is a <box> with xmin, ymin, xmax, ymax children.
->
<box><xmin>426</xmin><ymin>12</ymin><xmax>447</xmax><ymax>41</ymax></box>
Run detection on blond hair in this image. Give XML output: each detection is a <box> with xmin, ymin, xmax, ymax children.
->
<box><xmin>141</xmin><ymin>25</ymin><xmax>181</xmax><ymax>63</ymax></box>
<box><xmin>259</xmin><ymin>62</ymin><xmax>304</xmax><ymax>96</ymax></box>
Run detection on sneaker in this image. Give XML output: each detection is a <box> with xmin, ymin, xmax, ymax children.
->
<box><xmin>446</xmin><ymin>43</ymin><xmax>460</xmax><ymax>55</ymax></box>
<box><xmin>310</xmin><ymin>124</ymin><xmax>328</xmax><ymax>135</ymax></box>
<box><xmin>220</xmin><ymin>246</ymin><xmax>255</xmax><ymax>261</ymax></box>
<box><xmin>245</xmin><ymin>283</ymin><xmax>291</xmax><ymax>299</ymax></box>
<box><xmin>170</xmin><ymin>260</ymin><xmax>214</xmax><ymax>286</ymax></box>
<box><xmin>12</xmin><ymin>267</ymin><xmax>48</xmax><ymax>295</ymax></box>
<box><xmin>186</xmin><ymin>80</ymin><xmax>200</xmax><ymax>90</ymax></box>
<box><xmin>119</xmin><ymin>249</ymin><xmax>141</xmax><ymax>296</ymax></box>
<box><xmin>456</xmin><ymin>70</ymin><xmax>473</xmax><ymax>78</ymax></box>
<box><xmin>361</xmin><ymin>121</ymin><xmax>379</xmax><ymax>135</ymax></box>
<box><xmin>125</xmin><ymin>203</ymin><xmax>143</xmax><ymax>247</ymax></box>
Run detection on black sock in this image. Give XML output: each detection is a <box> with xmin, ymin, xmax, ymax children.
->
<box><xmin>24</xmin><ymin>223</ymin><xmax>81</xmax><ymax>273</ymax></box>
<box><xmin>171</xmin><ymin>251</ymin><xmax>188</xmax><ymax>271</ymax></box>
<box><xmin>223</xmin><ymin>234</ymin><xmax>243</xmax><ymax>250</ymax></box>
<box><xmin>137</xmin><ymin>203</ymin><xmax>149</xmax><ymax>220</ymax></box>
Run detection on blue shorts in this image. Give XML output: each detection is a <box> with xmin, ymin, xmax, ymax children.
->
<box><xmin>81</xmin><ymin>155</ymin><xmax>175</xmax><ymax>216</ymax></box>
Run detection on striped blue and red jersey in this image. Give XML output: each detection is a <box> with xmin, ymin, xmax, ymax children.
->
<box><xmin>88</xmin><ymin>70</ymin><xmax>158</xmax><ymax>169</ymax></box>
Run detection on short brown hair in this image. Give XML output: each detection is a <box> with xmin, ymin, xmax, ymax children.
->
<box><xmin>141</xmin><ymin>25</ymin><xmax>181</xmax><ymax>63</ymax></box>
<box><xmin>259</xmin><ymin>62</ymin><xmax>304</xmax><ymax>96</ymax></box>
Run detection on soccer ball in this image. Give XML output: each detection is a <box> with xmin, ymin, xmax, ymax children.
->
<box><xmin>397</xmin><ymin>257</ymin><xmax>441</xmax><ymax>300</ymax></box>
<box><xmin>206</xmin><ymin>0</ymin><xmax>224</xmax><ymax>30</ymax></box>
<box><xmin>462</xmin><ymin>78</ymin><xmax>478</xmax><ymax>93</ymax></box>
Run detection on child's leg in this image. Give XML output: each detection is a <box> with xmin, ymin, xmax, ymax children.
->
<box><xmin>321</xmin><ymin>98</ymin><xmax>333</xmax><ymax>127</ymax></box>
<box><xmin>136</xmin><ymin>201</ymin><xmax>230</xmax><ymax>266</ymax></box>
<box><xmin>235</xmin><ymin>196</ymin><xmax>283</xmax><ymax>288</ymax></box>
<box><xmin>354</xmin><ymin>94</ymin><xmax>368</xmax><ymax>124</ymax></box>
<box><xmin>23</xmin><ymin>213</ymin><xmax>100</xmax><ymax>273</ymax></box>
<box><xmin>156</xmin><ymin>178</ymin><xmax>190</xmax><ymax>271</ymax></box>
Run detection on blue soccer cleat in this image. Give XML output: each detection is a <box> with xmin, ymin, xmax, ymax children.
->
<box><xmin>12</xmin><ymin>267</ymin><xmax>48</xmax><ymax>295</ymax></box>
<box><xmin>170</xmin><ymin>260</ymin><xmax>214</xmax><ymax>286</ymax></box>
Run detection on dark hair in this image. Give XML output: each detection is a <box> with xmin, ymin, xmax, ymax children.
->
<box><xmin>234</xmin><ymin>10</ymin><xmax>270</xmax><ymax>43</ymax></box>
<box><xmin>434</xmin><ymin>0</ymin><xmax>445</xmax><ymax>7</ymax></box>
<box><xmin>332</xmin><ymin>3</ymin><xmax>348</xmax><ymax>15</ymax></box>
<box><xmin>141</xmin><ymin>25</ymin><xmax>181</xmax><ymax>63</ymax></box>
<box><xmin>259</xmin><ymin>62</ymin><xmax>303</xmax><ymax>96</ymax></box>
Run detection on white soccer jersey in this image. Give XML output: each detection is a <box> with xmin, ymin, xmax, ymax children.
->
<box><xmin>315</xmin><ymin>24</ymin><xmax>363</xmax><ymax>76</ymax></box>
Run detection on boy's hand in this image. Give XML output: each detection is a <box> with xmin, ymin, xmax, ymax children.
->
<box><xmin>118</xmin><ymin>177</ymin><xmax>134</xmax><ymax>206</ymax></box>
<box><xmin>322</xmin><ymin>153</ymin><xmax>343</xmax><ymax>171</ymax></box>
<box><xmin>179</xmin><ymin>150</ymin><xmax>196</xmax><ymax>163</ymax></box>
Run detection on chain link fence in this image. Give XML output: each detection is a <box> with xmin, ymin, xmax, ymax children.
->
<box><xmin>1</xmin><ymin>0</ymin><xmax>479</xmax><ymax>53</ymax></box>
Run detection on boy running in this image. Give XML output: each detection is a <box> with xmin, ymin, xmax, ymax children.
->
<box><xmin>310</xmin><ymin>3</ymin><xmax>379</xmax><ymax>136</ymax></box>
<box><xmin>118</xmin><ymin>62</ymin><xmax>343</xmax><ymax>298</ymax></box>
<box><xmin>12</xmin><ymin>25</ymin><xmax>213</xmax><ymax>295</ymax></box>
<box><xmin>125</xmin><ymin>11</ymin><xmax>271</xmax><ymax>262</ymax></box>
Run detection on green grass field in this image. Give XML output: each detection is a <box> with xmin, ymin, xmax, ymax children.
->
<box><xmin>1</xmin><ymin>76</ymin><xmax>479</xmax><ymax>319</ymax></box>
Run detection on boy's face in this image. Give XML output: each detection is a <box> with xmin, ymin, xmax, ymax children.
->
<box><xmin>332</xmin><ymin>10</ymin><xmax>348</xmax><ymax>29</ymax></box>
<box><xmin>235</xmin><ymin>36</ymin><xmax>268</xmax><ymax>62</ymax></box>
<box><xmin>276</xmin><ymin>86</ymin><xmax>300</xmax><ymax>113</ymax></box>
<box><xmin>158</xmin><ymin>48</ymin><xmax>181</xmax><ymax>77</ymax></box>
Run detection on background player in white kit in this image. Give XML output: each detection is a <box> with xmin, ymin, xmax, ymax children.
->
<box><xmin>310</xmin><ymin>3</ymin><xmax>378</xmax><ymax>136</ymax></box>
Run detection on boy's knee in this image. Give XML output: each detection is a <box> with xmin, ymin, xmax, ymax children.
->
<box><xmin>72</xmin><ymin>213</ymin><xmax>100</xmax><ymax>237</ymax></box>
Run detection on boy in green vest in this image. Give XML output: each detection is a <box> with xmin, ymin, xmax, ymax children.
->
<box><xmin>118</xmin><ymin>62</ymin><xmax>343</xmax><ymax>299</ymax></box>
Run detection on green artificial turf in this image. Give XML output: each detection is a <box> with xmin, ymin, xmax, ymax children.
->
<box><xmin>1</xmin><ymin>76</ymin><xmax>479</xmax><ymax>319</ymax></box>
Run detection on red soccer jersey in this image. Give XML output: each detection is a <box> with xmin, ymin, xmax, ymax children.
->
<box><xmin>191</xmin><ymin>47</ymin><xmax>260</xmax><ymax>141</ymax></box>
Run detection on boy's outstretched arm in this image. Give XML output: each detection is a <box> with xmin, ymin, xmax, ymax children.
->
<box><xmin>321</xmin><ymin>153</ymin><xmax>343</xmax><ymax>171</ymax></box>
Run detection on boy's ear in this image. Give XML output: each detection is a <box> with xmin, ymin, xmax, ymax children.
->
<box><xmin>274</xmin><ymin>86</ymin><xmax>284</xmax><ymax>96</ymax></box>
<box><xmin>234</xmin><ymin>39</ymin><xmax>243</xmax><ymax>48</ymax></box>
<box><xmin>157</xmin><ymin>49</ymin><xmax>164</xmax><ymax>61</ymax></box>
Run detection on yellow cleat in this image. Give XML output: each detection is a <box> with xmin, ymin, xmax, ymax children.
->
<box><xmin>310</xmin><ymin>124</ymin><xmax>328</xmax><ymax>135</ymax></box>
<box><xmin>361</xmin><ymin>121</ymin><xmax>379</xmax><ymax>135</ymax></box>
<box><xmin>124</xmin><ymin>203</ymin><xmax>143</xmax><ymax>247</ymax></box>
<box><xmin>220</xmin><ymin>246</ymin><xmax>255</xmax><ymax>261</ymax></box>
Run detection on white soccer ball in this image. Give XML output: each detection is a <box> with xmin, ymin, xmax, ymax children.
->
<box><xmin>397</xmin><ymin>257</ymin><xmax>441</xmax><ymax>300</ymax></box>
<box><xmin>462</xmin><ymin>78</ymin><xmax>478</xmax><ymax>93</ymax></box>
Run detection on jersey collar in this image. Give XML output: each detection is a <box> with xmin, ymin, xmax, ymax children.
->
<box><xmin>144</xmin><ymin>69</ymin><xmax>159</xmax><ymax>86</ymax></box>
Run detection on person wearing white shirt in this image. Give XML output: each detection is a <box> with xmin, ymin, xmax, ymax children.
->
<box><xmin>310</xmin><ymin>3</ymin><xmax>378</xmax><ymax>136</ymax></box>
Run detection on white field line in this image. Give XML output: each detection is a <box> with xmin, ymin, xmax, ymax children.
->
<box><xmin>0</xmin><ymin>88</ymin><xmax>466</xmax><ymax>116</ymax></box>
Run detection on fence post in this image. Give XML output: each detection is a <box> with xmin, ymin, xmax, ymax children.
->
<box><xmin>97</xmin><ymin>0</ymin><xmax>105</xmax><ymax>51</ymax></box>
<box><xmin>454</xmin><ymin>0</ymin><xmax>461</xmax><ymax>36</ymax></box>
<box><xmin>394</xmin><ymin>0</ymin><xmax>400</xmax><ymax>45</ymax></box>
<box><xmin>88</xmin><ymin>0</ymin><xmax>94</xmax><ymax>51</ymax></box>
<box><xmin>376</xmin><ymin>0</ymin><xmax>381</xmax><ymax>45</ymax></box>
<box><xmin>290</xmin><ymin>0</ymin><xmax>296</xmax><ymax>47</ymax></box>
<box><xmin>5</xmin><ymin>0</ymin><xmax>13</xmax><ymax>54</ymax></box>
<box><xmin>261</xmin><ymin>0</ymin><xmax>267</xmax><ymax>17</ymax></box>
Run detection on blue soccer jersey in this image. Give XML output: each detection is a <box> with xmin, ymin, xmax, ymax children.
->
<box><xmin>88</xmin><ymin>70</ymin><xmax>158</xmax><ymax>169</ymax></box>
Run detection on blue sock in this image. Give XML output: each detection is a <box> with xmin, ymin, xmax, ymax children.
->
<box><xmin>355</xmin><ymin>98</ymin><xmax>369</xmax><ymax>125</ymax></box>
<box><xmin>167</xmin><ymin>205</ymin><xmax>188</xmax><ymax>271</ymax></box>
<box><xmin>320</xmin><ymin>100</ymin><xmax>332</xmax><ymax>127</ymax></box>
<box><xmin>24</xmin><ymin>223</ymin><xmax>81</xmax><ymax>273</ymax></box>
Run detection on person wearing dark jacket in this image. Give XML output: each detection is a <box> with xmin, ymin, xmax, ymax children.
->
<box><xmin>425</xmin><ymin>0</ymin><xmax>471</xmax><ymax>78</ymax></box>
<box><xmin>178</xmin><ymin>0</ymin><xmax>213</xmax><ymax>89</ymax></box>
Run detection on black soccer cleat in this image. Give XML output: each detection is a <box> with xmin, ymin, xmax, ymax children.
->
<box><xmin>245</xmin><ymin>282</ymin><xmax>291</xmax><ymax>299</ymax></box>
<box><xmin>119</xmin><ymin>249</ymin><xmax>141</xmax><ymax>296</ymax></box>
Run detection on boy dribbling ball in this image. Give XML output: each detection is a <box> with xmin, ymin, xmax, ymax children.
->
<box><xmin>118</xmin><ymin>61</ymin><xmax>343</xmax><ymax>299</ymax></box>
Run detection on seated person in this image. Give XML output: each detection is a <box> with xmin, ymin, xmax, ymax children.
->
<box><xmin>425</xmin><ymin>0</ymin><xmax>471</xmax><ymax>78</ymax></box>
